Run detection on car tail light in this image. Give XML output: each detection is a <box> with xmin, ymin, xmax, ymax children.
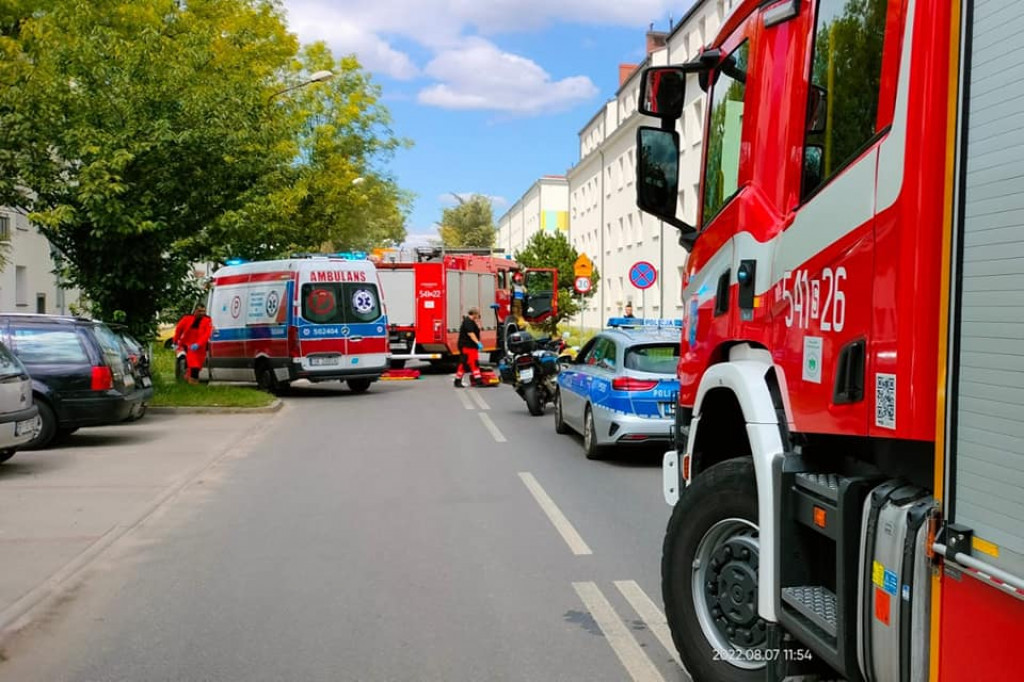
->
<box><xmin>612</xmin><ymin>377</ymin><xmax>659</xmax><ymax>391</ymax></box>
<box><xmin>288</xmin><ymin>325</ymin><xmax>300</xmax><ymax>358</ymax></box>
<box><xmin>619</xmin><ymin>434</ymin><xmax>649</xmax><ymax>441</ymax></box>
<box><xmin>91</xmin><ymin>366</ymin><xmax>113</xmax><ymax>391</ymax></box>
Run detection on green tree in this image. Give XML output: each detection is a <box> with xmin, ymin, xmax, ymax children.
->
<box><xmin>439</xmin><ymin>194</ymin><xmax>495</xmax><ymax>248</ymax></box>
<box><xmin>0</xmin><ymin>0</ymin><xmax>412</xmax><ymax>338</ymax></box>
<box><xmin>514</xmin><ymin>230</ymin><xmax>599</xmax><ymax>335</ymax></box>
<box><xmin>199</xmin><ymin>45</ymin><xmax>413</xmax><ymax>261</ymax></box>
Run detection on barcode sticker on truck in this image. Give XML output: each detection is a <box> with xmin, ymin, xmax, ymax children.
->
<box><xmin>875</xmin><ymin>373</ymin><xmax>896</xmax><ymax>430</ymax></box>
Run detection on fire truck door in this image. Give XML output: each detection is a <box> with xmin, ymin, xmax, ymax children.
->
<box><xmin>523</xmin><ymin>269</ymin><xmax>558</xmax><ymax>323</ymax></box>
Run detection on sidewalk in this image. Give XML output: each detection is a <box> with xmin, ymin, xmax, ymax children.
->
<box><xmin>0</xmin><ymin>410</ymin><xmax>277</xmax><ymax>638</ymax></box>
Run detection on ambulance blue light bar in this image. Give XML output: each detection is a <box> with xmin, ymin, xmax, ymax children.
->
<box><xmin>607</xmin><ymin>317</ymin><xmax>683</xmax><ymax>329</ymax></box>
<box><xmin>224</xmin><ymin>258</ymin><xmax>248</xmax><ymax>266</ymax></box>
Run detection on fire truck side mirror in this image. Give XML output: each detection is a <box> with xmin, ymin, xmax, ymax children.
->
<box><xmin>803</xmin><ymin>145</ymin><xmax>825</xmax><ymax>196</ymax></box>
<box><xmin>639</xmin><ymin>67</ymin><xmax>688</xmax><ymax>120</ymax></box>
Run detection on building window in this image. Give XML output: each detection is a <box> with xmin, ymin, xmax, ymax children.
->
<box><xmin>0</xmin><ymin>215</ymin><xmax>8</xmax><ymax>241</ymax></box>
<box><xmin>15</xmin><ymin>266</ymin><xmax>27</xmax><ymax>307</ymax></box>
<box><xmin>36</xmin><ymin>293</ymin><xmax>46</xmax><ymax>314</ymax></box>
<box><xmin>617</xmin><ymin>217</ymin><xmax>625</xmax><ymax>249</ymax></box>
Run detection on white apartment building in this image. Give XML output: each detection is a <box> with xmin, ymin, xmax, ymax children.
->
<box><xmin>567</xmin><ymin>0</ymin><xmax>740</xmax><ymax>329</ymax></box>
<box><xmin>0</xmin><ymin>208</ymin><xmax>79</xmax><ymax>315</ymax></box>
<box><xmin>495</xmin><ymin>176</ymin><xmax>569</xmax><ymax>255</ymax></box>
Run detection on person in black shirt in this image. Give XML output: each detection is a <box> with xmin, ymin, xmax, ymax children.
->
<box><xmin>454</xmin><ymin>307</ymin><xmax>484</xmax><ymax>387</ymax></box>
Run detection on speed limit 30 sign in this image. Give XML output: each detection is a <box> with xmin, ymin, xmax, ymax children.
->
<box><xmin>574</xmin><ymin>276</ymin><xmax>592</xmax><ymax>294</ymax></box>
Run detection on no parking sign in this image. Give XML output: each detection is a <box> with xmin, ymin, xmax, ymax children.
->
<box><xmin>629</xmin><ymin>261</ymin><xmax>657</xmax><ymax>290</ymax></box>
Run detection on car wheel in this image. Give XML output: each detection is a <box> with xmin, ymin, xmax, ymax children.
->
<box><xmin>583</xmin><ymin>405</ymin><xmax>605</xmax><ymax>460</ymax></box>
<box><xmin>524</xmin><ymin>383</ymin><xmax>544</xmax><ymax>416</ymax></box>
<box><xmin>347</xmin><ymin>378</ymin><xmax>372</xmax><ymax>394</ymax></box>
<box><xmin>663</xmin><ymin>459</ymin><xmax>763</xmax><ymax>682</ymax></box>
<box><xmin>0</xmin><ymin>449</ymin><xmax>16</xmax><ymax>464</ymax></box>
<box><xmin>25</xmin><ymin>400</ymin><xmax>57</xmax><ymax>450</ymax></box>
<box><xmin>554</xmin><ymin>389</ymin><xmax>570</xmax><ymax>434</ymax></box>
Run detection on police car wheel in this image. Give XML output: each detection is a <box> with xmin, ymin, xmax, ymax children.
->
<box><xmin>663</xmin><ymin>458</ymin><xmax>763</xmax><ymax>682</ymax></box>
<box><xmin>554</xmin><ymin>390</ymin><xmax>570</xmax><ymax>434</ymax></box>
<box><xmin>583</xmin><ymin>406</ymin><xmax>605</xmax><ymax>460</ymax></box>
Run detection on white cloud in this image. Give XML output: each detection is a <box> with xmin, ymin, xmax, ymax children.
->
<box><xmin>419</xmin><ymin>38</ymin><xmax>597</xmax><ymax>115</ymax></box>
<box><xmin>282</xmin><ymin>0</ymin><xmax>675</xmax><ymax>113</ymax></box>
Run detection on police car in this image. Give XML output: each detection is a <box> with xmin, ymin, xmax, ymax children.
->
<box><xmin>554</xmin><ymin>318</ymin><xmax>681</xmax><ymax>459</ymax></box>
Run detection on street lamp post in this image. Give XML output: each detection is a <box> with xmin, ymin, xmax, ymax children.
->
<box><xmin>268</xmin><ymin>69</ymin><xmax>334</xmax><ymax>101</ymax></box>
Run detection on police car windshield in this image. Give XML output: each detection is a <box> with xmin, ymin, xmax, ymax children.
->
<box><xmin>624</xmin><ymin>344</ymin><xmax>679</xmax><ymax>374</ymax></box>
<box><xmin>301</xmin><ymin>283</ymin><xmax>381</xmax><ymax>324</ymax></box>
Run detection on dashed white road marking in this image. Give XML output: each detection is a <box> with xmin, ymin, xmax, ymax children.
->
<box><xmin>573</xmin><ymin>582</ymin><xmax>666</xmax><ymax>682</ymax></box>
<box><xmin>614</xmin><ymin>580</ymin><xmax>687</xmax><ymax>675</ymax></box>
<box><xmin>517</xmin><ymin>472</ymin><xmax>592</xmax><ymax>556</ymax></box>
<box><xmin>455</xmin><ymin>389</ymin><xmax>474</xmax><ymax>410</ymax></box>
<box><xmin>467</xmin><ymin>389</ymin><xmax>490</xmax><ymax>410</ymax></box>
<box><xmin>479</xmin><ymin>413</ymin><xmax>507</xmax><ymax>443</ymax></box>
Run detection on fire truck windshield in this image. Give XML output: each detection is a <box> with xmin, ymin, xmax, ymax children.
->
<box><xmin>702</xmin><ymin>40</ymin><xmax>749</xmax><ymax>227</ymax></box>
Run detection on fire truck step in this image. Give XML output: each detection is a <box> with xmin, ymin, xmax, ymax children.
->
<box><xmin>780</xmin><ymin>586</ymin><xmax>838</xmax><ymax>639</ymax></box>
<box><xmin>794</xmin><ymin>473</ymin><xmax>841</xmax><ymax>503</ymax></box>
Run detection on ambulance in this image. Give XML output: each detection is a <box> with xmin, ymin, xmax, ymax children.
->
<box><xmin>205</xmin><ymin>257</ymin><xmax>388</xmax><ymax>393</ymax></box>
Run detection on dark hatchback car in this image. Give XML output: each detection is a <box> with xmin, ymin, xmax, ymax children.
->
<box><xmin>0</xmin><ymin>315</ymin><xmax>154</xmax><ymax>448</ymax></box>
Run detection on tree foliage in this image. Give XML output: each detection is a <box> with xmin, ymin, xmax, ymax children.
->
<box><xmin>0</xmin><ymin>0</ymin><xmax>411</xmax><ymax>338</ymax></box>
<box><xmin>514</xmin><ymin>230</ymin><xmax>599</xmax><ymax>335</ymax></box>
<box><xmin>439</xmin><ymin>194</ymin><xmax>495</xmax><ymax>248</ymax></box>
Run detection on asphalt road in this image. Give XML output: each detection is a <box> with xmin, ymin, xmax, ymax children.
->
<box><xmin>0</xmin><ymin>370</ymin><xmax>689</xmax><ymax>682</ymax></box>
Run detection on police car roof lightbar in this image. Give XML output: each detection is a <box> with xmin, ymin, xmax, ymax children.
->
<box><xmin>607</xmin><ymin>317</ymin><xmax>683</xmax><ymax>329</ymax></box>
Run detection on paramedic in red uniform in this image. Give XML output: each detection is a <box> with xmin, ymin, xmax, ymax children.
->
<box><xmin>173</xmin><ymin>304</ymin><xmax>213</xmax><ymax>384</ymax></box>
<box><xmin>454</xmin><ymin>307</ymin><xmax>484</xmax><ymax>388</ymax></box>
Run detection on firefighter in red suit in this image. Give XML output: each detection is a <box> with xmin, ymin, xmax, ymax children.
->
<box><xmin>173</xmin><ymin>303</ymin><xmax>213</xmax><ymax>384</ymax></box>
<box><xmin>454</xmin><ymin>307</ymin><xmax>484</xmax><ymax>388</ymax></box>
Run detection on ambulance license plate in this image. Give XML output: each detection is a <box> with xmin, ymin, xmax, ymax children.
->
<box><xmin>310</xmin><ymin>355</ymin><xmax>340</xmax><ymax>367</ymax></box>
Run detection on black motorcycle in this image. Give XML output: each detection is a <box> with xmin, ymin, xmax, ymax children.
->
<box><xmin>498</xmin><ymin>330</ymin><xmax>568</xmax><ymax>416</ymax></box>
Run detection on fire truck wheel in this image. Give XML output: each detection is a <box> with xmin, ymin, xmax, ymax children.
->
<box><xmin>554</xmin><ymin>390</ymin><xmax>570</xmax><ymax>434</ymax></box>
<box><xmin>663</xmin><ymin>458</ymin><xmax>763</xmax><ymax>682</ymax></box>
<box><xmin>347</xmin><ymin>379</ymin><xmax>372</xmax><ymax>394</ymax></box>
<box><xmin>524</xmin><ymin>383</ymin><xmax>544</xmax><ymax>416</ymax></box>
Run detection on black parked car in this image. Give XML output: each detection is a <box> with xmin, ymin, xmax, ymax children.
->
<box><xmin>0</xmin><ymin>315</ymin><xmax>154</xmax><ymax>448</ymax></box>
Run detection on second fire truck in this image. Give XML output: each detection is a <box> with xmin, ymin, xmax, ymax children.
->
<box><xmin>375</xmin><ymin>248</ymin><xmax>556</xmax><ymax>368</ymax></box>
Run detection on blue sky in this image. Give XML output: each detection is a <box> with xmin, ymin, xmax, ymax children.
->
<box><xmin>281</xmin><ymin>0</ymin><xmax>691</xmax><ymax>244</ymax></box>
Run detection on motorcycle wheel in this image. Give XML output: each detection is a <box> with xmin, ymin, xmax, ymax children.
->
<box><xmin>524</xmin><ymin>383</ymin><xmax>544</xmax><ymax>416</ymax></box>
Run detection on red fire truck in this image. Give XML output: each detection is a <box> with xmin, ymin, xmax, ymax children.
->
<box><xmin>375</xmin><ymin>248</ymin><xmax>556</xmax><ymax>368</ymax></box>
<box><xmin>635</xmin><ymin>0</ymin><xmax>1024</xmax><ymax>680</ymax></box>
